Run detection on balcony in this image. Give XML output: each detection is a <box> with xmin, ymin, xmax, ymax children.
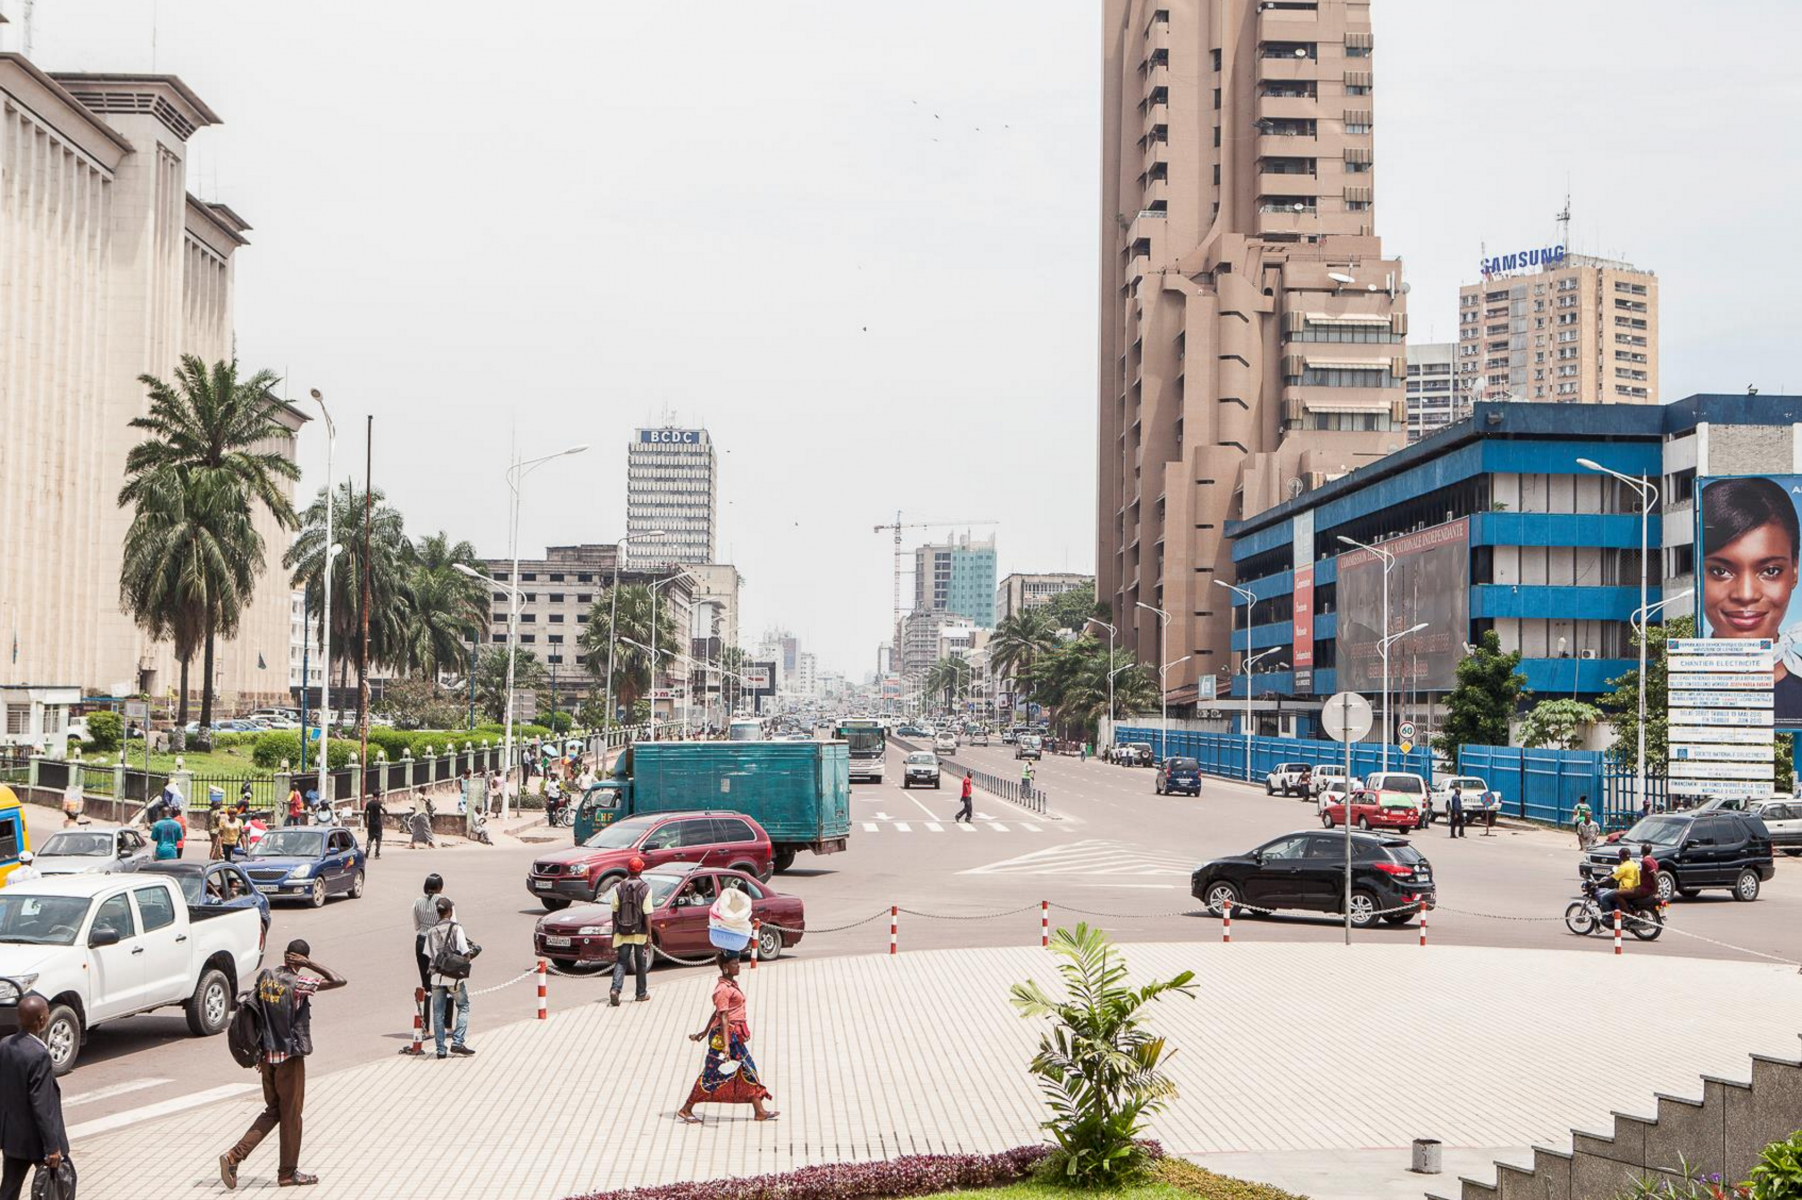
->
<box><xmin>1256</xmin><ymin>203</ymin><xmax>1317</xmax><ymax>236</ymax></box>
<box><xmin>1258</xmin><ymin>133</ymin><xmax>1318</xmax><ymax>157</ymax></box>
<box><xmin>1256</xmin><ymin>93</ymin><xmax>1317</xmax><ymax>122</ymax></box>
<box><xmin>1256</xmin><ymin>168</ymin><xmax>1316</xmax><ymax>195</ymax></box>
<box><xmin>1141</xmin><ymin>175</ymin><xmax>1168</xmax><ymax>210</ymax></box>
<box><xmin>1257</xmin><ymin>54</ymin><xmax>1321</xmax><ymax>83</ymax></box>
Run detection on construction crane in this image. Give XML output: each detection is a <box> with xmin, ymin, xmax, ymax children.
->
<box><xmin>872</xmin><ymin>514</ymin><xmax>997</xmax><ymax>677</ymax></box>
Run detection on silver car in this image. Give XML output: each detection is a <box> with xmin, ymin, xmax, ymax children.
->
<box><xmin>32</xmin><ymin>827</ymin><xmax>155</xmax><ymax>876</ymax></box>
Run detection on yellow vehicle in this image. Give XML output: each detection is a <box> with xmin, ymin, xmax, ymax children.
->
<box><xmin>0</xmin><ymin>784</ymin><xmax>29</xmax><ymax>885</ymax></box>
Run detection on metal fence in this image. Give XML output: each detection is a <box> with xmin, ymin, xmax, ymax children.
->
<box><xmin>893</xmin><ymin>737</ymin><xmax>1049</xmax><ymax>816</ymax></box>
<box><xmin>1112</xmin><ymin>725</ymin><xmax>1436</xmax><ymax>787</ymax></box>
<box><xmin>1457</xmin><ymin>744</ymin><xmax>1665</xmax><ymax>829</ymax></box>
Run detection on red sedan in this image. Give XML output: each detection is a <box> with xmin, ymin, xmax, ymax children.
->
<box><xmin>532</xmin><ymin>862</ymin><xmax>803</xmax><ymax>971</ymax></box>
<box><xmin>1321</xmin><ymin>789</ymin><xmax>1419</xmax><ymax>832</ymax></box>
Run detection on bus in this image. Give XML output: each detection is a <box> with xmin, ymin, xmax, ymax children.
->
<box><xmin>728</xmin><ymin>719</ymin><xmax>765</xmax><ymax>743</ymax></box>
<box><xmin>0</xmin><ymin>785</ymin><xmax>29</xmax><ymax>886</ymax></box>
<box><xmin>835</xmin><ymin>717</ymin><xmax>887</xmax><ymax>783</ymax></box>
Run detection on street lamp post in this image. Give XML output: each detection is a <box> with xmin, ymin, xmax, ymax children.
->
<box><xmin>1242</xmin><ymin>646</ymin><xmax>1284</xmax><ymax>781</ymax></box>
<box><xmin>1135</xmin><ymin>602</ymin><xmax>1172</xmax><ymax>763</ymax></box>
<box><xmin>1378</xmin><ymin>623</ymin><xmax>1430</xmax><ymax>768</ymax></box>
<box><xmin>620</xmin><ymin>636</ymin><xmax>669</xmax><ymax>743</ymax></box>
<box><xmin>1213</xmin><ymin>581</ymin><xmax>1260</xmax><ymax>778</ymax></box>
<box><xmin>646</xmin><ymin>573</ymin><xmax>685</xmax><ymax>739</ymax></box>
<box><xmin>456</xmin><ymin>564</ymin><xmax>524</xmax><ymax>818</ymax></box>
<box><xmin>307</xmin><ymin>390</ymin><xmax>336</xmax><ymax>808</ymax></box>
<box><xmin>1578</xmin><ymin>458</ymin><xmax>1661</xmax><ymax>814</ymax></box>
<box><xmin>1085</xmin><ymin>617</ymin><xmax>1118</xmax><ymax>748</ymax></box>
<box><xmin>1338</xmin><ymin>535</ymin><xmax>1396</xmax><ymax>769</ymax></box>
<box><xmin>603</xmin><ymin>531</ymin><xmax>668</xmax><ymax>752</ymax></box>
<box><xmin>1631</xmin><ymin>587</ymin><xmax>1692</xmax><ymax>813</ymax></box>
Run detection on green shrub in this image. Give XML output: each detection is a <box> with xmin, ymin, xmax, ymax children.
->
<box><xmin>1753</xmin><ymin>1129</ymin><xmax>1802</xmax><ymax>1199</ymax></box>
<box><xmin>251</xmin><ymin>731</ymin><xmax>358</xmax><ymax>769</ymax></box>
<box><xmin>548</xmin><ymin>711</ymin><xmax>575</xmax><ymax>733</ymax></box>
<box><xmin>86</xmin><ymin>711</ymin><xmax>123</xmax><ymax>751</ymax></box>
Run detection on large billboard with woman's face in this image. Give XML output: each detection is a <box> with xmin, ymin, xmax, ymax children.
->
<box><xmin>1696</xmin><ymin>475</ymin><xmax>1802</xmax><ymax>725</ymax></box>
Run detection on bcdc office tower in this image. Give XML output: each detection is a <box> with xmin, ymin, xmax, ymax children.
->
<box><xmin>627</xmin><ymin>427</ymin><xmax>717</xmax><ymax>566</ymax></box>
<box><xmin>1099</xmin><ymin>0</ymin><xmax>1408</xmax><ymax>697</ymax></box>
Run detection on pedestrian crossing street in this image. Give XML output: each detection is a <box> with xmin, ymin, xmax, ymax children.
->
<box><xmin>860</xmin><ymin>810</ymin><xmax>1045</xmax><ymax>835</ymax></box>
<box><xmin>959</xmin><ymin>838</ymin><xmax>1200</xmax><ymax>879</ymax></box>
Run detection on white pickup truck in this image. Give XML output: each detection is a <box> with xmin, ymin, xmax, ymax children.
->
<box><xmin>0</xmin><ymin>874</ymin><xmax>265</xmax><ymax>1074</ymax></box>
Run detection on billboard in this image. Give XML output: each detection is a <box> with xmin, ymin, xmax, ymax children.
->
<box><xmin>1335</xmin><ymin>517</ymin><xmax>1469</xmax><ymax>693</ymax></box>
<box><xmin>1291</xmin><ymin>508</ymin><xmax>1315</xmax><ymax>693</ymax></box>
<box><xmin>1695</xmin><ymin>476</ymin><xmax>1802</xmax><ymax>726</ymax></box>
<box><xmin>637</xmin><ymin>428</ymin><xmax>703</xmax><ymax>444</ymax></box>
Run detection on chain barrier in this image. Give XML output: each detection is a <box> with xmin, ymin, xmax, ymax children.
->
<box><xmin>895</xmin><ymin>903</ymin><xmax>1042</xmax><ymax>921</ymax></box>
<box><xmin>467</xmin><ymin>966</ymin><xmax>539</xmax><ymax>997</ymax></box>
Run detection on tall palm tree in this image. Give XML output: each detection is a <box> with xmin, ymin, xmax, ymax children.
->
<box><xmin>118</xmin><ymin>356</ymin><xmax>300</xmax><ymax>729</ymax></box>
<box><xmin>578</xmin><ymin>584</ymin><xmax>682</xmax><ymax>716</ymax></box>
<box><xmin>991</xmin><ymin>608</ymin><xmax>1057</xmax><ymax>717</ymax></box>
<box><xmin>403</xmin><ymin>532</ymin><xmax>487</xmax><ymax>680</ymax></box>
<box><xmin>285</xmin><ymin>482</ymin><xmax>415</xmax><ymax>726</ymax></box>
<box><xmin>925</xmin><ymin>656</ymin><xmax>972</xmax><ymax>711</ymax></box>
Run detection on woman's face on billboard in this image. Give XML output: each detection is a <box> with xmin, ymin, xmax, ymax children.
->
<box><xmin>1704</xmin><ymin>522</ymin><xmax>1799</xmax><ymax>642</ymax></box>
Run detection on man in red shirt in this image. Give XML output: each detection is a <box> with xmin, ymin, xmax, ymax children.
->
<box><xmin>955</xmin><ymin>773</ymin><xmax>974</xmax><ymax>824</ymax></box>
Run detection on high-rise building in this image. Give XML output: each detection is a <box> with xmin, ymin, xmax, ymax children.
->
<box><xmin>1457</xmin><ymin>252</ymin><xmax>1658</xmax><ymax>407</ymax></box>
<box><xmin>684</xmin><ymin>563</ymin><xmax>741</xmax><ymax>656</ymax></box>
<box><xmin>913</xmin><ymin>534</ymin><xmax>997</xmax><ymax>628</ymax></box>
<box><xmin>997</xmin><ymin>572</ymin><xmax>1094</xmax><ymax>623</ymax></box>
<box><xmin>0</xmin><ymin>54</ymin><xmax>302</xmax><ymax>705</ymax></box>
<box><xmin>1098</xmin><ymin>0</ymin><xmax>1408</xmax><ymax>696</ymax></box>
<box><xmin>626</xmin><ymin>427</ymin><xmax>716</xmax><ymax>566</ymax></box>
<box><xmin>1404</xmin><ymin>342</ymin><xmax>1458</xmax><ymax>442</ymax></box>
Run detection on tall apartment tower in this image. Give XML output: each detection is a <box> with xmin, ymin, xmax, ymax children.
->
<box><xmin>1405</xmin><ymin>341</ymin><xmax>1457</xmax><ymax>442</ymax></box>
<box><xmin>914</xmin><ymin>534</ymin><xmax>998</xmax><ymax>628</ymax></box>
<box><xmin>625</xmin><ymin>427</ymin><xmax>716</xmax><ymax>565</ymax></box>
<box><xmin>1457</xmin><ymin>253</ymin><xmax>1658</xmax><ymax>408</ymax></box>
<box><xmin>1099</xmin><ymin>1</ymin><xmax>1408</xmax><ymax>694</ymax></box>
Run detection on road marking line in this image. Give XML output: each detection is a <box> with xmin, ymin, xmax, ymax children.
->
<box><xmin>894</xmin><ymin>822</ymin><xmax>911</xmax><ymax>832</ymax></box>
<box><xmin>957</xmin><ymin>823</ymin><xmax>976</xmax><ymax>832</ymax></box>
<box><xmin>986</xmin><ymin>823</ymin><xmax>1008</xmax><ymax>833</ymax></box>
<box><xmin>68</xmin><ymin>1083</ymin><xmax>257</xmax><ymax>1139</ymax></box>
<box><xmin>862</xmin><ymin>822</ymin><xmax>879</xmax><ymax>832</ymax></box>
<box><xmin>64</xmin><ymin>1078</ymin><xmax>171</xmax><ymax>1108</ymax></box>
<box><xmin>1022</xmin><ymin>823</ymin><xmax>1042</xmax><ymax>832</ymax></box>
<box><xmin>1071</xmin><ymin>883</ymin><xmax>1179</xmax><ymax>889</ymax></box>
<box><xmin>925</xmin><ymin>822</ymin><xmax>944</xmax><ymax>832</ymax></box>
<box><xmin>874</xmin><ymin>812</ymin><xmax>892</xmax><ymax>820</ymax></box>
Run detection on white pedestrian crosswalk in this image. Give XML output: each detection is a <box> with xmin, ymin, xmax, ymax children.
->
<box><xmin>860</xmin><ymin>817</ymin><xmax>1043</xmax><ymax>834</ymax></box>
<box><xmin>959</xmin><ymin>838</ymin><xmax>1197</xmax><ymax>878</ymax></box>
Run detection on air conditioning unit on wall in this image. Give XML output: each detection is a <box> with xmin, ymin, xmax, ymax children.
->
<box><xmin>1578</xmin><ymin>649</ymin><xmax>1598</xmax><ymax>660</ymax></box>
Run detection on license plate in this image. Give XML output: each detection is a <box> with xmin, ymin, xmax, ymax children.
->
<box><xmin>532</xmin><ymin>881</ymin><xmax>552</xmax><ymax>891</ymax></box>
<box><xmin>544</xmin><ymin>936</ymin><xmax>571</xmax><ymax>948</ymax></box>
<box><xmin>256</xmin><ymin>885</ymin><xmax>278</xmax><ymax>894</ymax></box>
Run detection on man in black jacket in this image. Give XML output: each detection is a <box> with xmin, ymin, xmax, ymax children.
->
<box><xmin>0</xmin><ymin>994</ymin><xmax>68</xmax><ymax>1200</ymax></box>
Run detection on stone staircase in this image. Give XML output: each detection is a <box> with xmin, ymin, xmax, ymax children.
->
<box><xmin>1428</xmin><ymin>1041</ymin><xmax>1802</xmax><ymax>1200</ymax></box>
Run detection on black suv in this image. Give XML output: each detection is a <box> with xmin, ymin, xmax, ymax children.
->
<box><xmin>1579</xmin><ymin>811</ymin><xmax>1774</xmax><ymax>902</ymax></box>
<box><xmin>1191</xmin><ymin>830</ymin><xmax>1435</xmax><ymax>929</ymax></box>
<box><xmin>1155</xmin><ymin>757</ymin><xmax>1202</xmax><ymax>796</ymax></box>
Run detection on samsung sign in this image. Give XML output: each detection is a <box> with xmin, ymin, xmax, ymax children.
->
<box><xmin>638</xmin><ymin>428</ymin><xmax>702</xmax><ymax>444</ymax></box>
<box><xmin>1480</xmin><ymin>243</ymin><xmax>1565</xmax><ymax>279</ymax></box>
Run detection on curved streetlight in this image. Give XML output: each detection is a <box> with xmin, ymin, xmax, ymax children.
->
<box><xmin>1135</xmin><ymin>601</ymin><xmax>1171</xmax><ymax>762</ymax></box>
<box><xmin>1085</xmin><ymin>616</ymin><xmax>1118</xmax><ymax>743</ymax></box>
<box><xmin>1579</xmin><ymin>457</ymin><xmax>1661</xmax><ymax>812</ymax></box>
<box><xmin>307</xmin><ymin>389</ymin><xmax>337</xmax><ymax>807</ymax></box>
<box><xmin>602</xmin><ymin>530</ymin><xmax>669</xmax><ymax>751</ymax></box>
<box><xmin>1338</xmin><ymin>534</ymin><xmax>1398</xmax><ymax>768</ymax></box>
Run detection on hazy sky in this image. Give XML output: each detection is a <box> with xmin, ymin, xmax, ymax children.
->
<box><xmin>23</xmin><ymin>1</ymin><xmax>1802</xmax><ymax>677</ymax></box>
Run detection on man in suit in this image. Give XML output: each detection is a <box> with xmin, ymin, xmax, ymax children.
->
<box><xmin>0</xmin><ymin>994</ymin><xmax>68</xmax><ymax>1200</ymax></box>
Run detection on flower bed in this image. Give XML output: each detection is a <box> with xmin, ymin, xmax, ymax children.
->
<box><xmin>565</xmin><ymin>1147</ymin><xmax>1056</xmax><ymax>1200</ymax></box>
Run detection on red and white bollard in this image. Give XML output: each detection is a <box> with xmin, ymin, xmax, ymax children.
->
<box><xmin>537</xmin><ymin>959</ymin><xmax>548</xmax><ymax>1019</ymax></box>
<box><xmin>406</xmin><ymin>986</ymin><xmax>425</xmax><ymax>1054</ymax></box>
<box><xmin>1222</xmin><ymin>899</ymin><xmax>1233</xmax><ymax>944</ymax></box>
<box><xmin>889</xmin><ymin>905</ymin><xmax>899</xmax><ymax>955</ymax></box>
<box><xmin>749</xmin><ymin>918</ymin><xmax>761</xmax><ymax>970</ymax></box>
<box><xmin>1418</xmin><ymin>899</ymin><xmax>1427</xmax><ymax>948</ymax></box>
<box><xmin>1612</xmin><ymin>910</ymin><xmax>1623</xmax><ymax>956</ymax></box>
<box><xmin>1040</xmin><ymin>900</ymin><xmax>1050</xmax><ymax>948</ymax></box>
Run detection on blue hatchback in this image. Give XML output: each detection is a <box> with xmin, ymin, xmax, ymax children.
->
<box><xmin>242</xmin><ymin>825</ymin><xmax>367</xmax><ymax>907</ymax></box>
<box><xmin>1155</xmin><ymin>756</ymin><xmax>1202</xmax><ymax>797</ymax></box>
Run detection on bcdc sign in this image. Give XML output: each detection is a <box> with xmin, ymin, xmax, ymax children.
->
<box><xmin>638</xmin><ymin>429</ymin><xmax>701</xmax><ymax>445</ymax></box>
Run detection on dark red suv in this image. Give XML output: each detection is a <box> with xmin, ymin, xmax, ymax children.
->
<box><xmin>526</xmin><ymin>811</ymin><xmax>773</xmax><ymax>910</ymax></box>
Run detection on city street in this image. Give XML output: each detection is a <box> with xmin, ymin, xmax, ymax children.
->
<box><xmin>33</xmin><ymin>738</ymin><xmax>1802</xmax><ymax>1143</ymax></box>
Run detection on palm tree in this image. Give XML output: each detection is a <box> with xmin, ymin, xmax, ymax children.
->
<box><xmin>925</xmin><ymin>656</ymin><xmax>972</xmax><ymax>711</ymax></box>
<box><xmin>472</xmin><ymin>646</ymin><xmax>545</xmax><ymax>723</ymax></box>
<box><xmin>403</xmin><ymin>532</ymin><xmax>487</xmax><ymax>680</ymax></box>
<box><xmin>118</xmin><ymin>356</ymin><xmax>300</xmax><ymax>730</ymax></box>
<box><xmin>285</xmin><ymin>482</ymin><xmax>415</xmax><ymax>726</ymax></box>
<box><xmin>991</xmin><ymin>609</ymin><xmax>1057</xmax><ymax>718</ymax></box>
<box><xmin>578</xmin><ymin>584</ymin><xmax>683</xmax><ymax>716</ymax></box>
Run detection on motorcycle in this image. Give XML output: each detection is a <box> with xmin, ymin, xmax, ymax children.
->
<box><xmin>543</xmin><ymin>785</ymin><xmax>574</xmax><ymax>829</ymax></box>
<box><xmin>1565</xmin><ymin>877</ymin><xmax>1664</xmax><ymax>941</ymax></box>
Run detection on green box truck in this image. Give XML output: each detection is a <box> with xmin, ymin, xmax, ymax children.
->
<box><xmin>574</xmin><ymin>741</ymin><xmax>851</xmax><ymax>873</ymax></box>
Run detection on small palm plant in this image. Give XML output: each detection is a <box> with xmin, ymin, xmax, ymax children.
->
<box><xmin>1009</xmin><ymin>923</ymin><xmax>1196</xmax><ymax>1187</ymax></box>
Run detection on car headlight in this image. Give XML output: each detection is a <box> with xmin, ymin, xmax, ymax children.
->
<box><xmin>289</xmin><ymin>864</ymin><xmax>312</xmax><ymax>880</ymax></box>
<box><xmin>0</xmin><ymin>974</ymin><xmax>39</xmax><ymax>1001</ymax></box>
<box><xmin>577</xmin><ymin>926</ymin><xmax>607</xmax><ymax>936</ymax></box>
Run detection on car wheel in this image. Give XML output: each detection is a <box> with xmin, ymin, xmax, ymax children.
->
<box><xmin>44</xmin><ymin>1004</ymin><xmax>80</xmax><ymax>1075</ymax></box>
<box><xmin>1357</xmin><ymin>816</ymin><xmax>1372</xmax><ymax>831</ymax></box>
<box><xmin>902</xmin><ymin>781</ymin><xmax>909</xmax><ymax>789</ymax></box>
<box><xmin>772</xmin><ymin>848</ymin><xmax>798</xmax><ymax>874</ymax></box>
<box><xmin>349</xmin><ymin>870</ymin><xmax>366</xmax><ymax>900</ymax></box>
<box><xmin>1382</xmin><ymin>912</ymin><xmax>1413</xmax><ymax>926</ymax></box>
<box><xmin>1656</xmin><ymin>872</ymin><xmax>1677</xmax><ymax>903</ymax></box>
<box><xmin>540</xmin><ymin>897</ymin><xmax>570</xmax><ymax>912</ymax></box>
<box><xmin>1677</xmin><ymin>887</ymin><xmax>1700</xmax><ymax>899</ymax></box>
<box><xmin>186</xmin><ymin>967</ymin><xmax>232</xmax><ymax>1037</ymax></box>
<box><xmin>934</xmin><ymin>781</ymin><xmax>941</xmax><ymax>789</ymax></box>
<box><xmin>1203</xmin><ymin>881</ymin><xmax>1241</xmax><ymax>916</ymax></box>
<box><xmin>1784</xmin><ymin>848</ymin><xmax>1802</xmax><ymax>857</ymax></box>
<box><xmin>728</xmin><ymin>862</ymin><xmax>758</xmax><ymax>879</ymax></box>
<box><xmin>1346</xmin><ymin>890</ymin><xmax>1379</xmax><ymax>928</ymax></box>
<box><xmin>1321</xmin><ymin>813</ymin><xmax>1334</xmax><ymax>829</ymax></box>
<box><xmin>591</xmin><ymin>872</ymin><xmax>625</xmax><ymax>903</ymax></box>
<box><xmin>1734</xmin><ymin>869</ymin><xmax>1761</xmax><ymax>902</ymax></box>
<box><xmin>1265</xmin><ymin>782</ymin><xmax>1274</xmax><ymax>795</ymax></box>
<box><xmin>308</xmin><ymin>878</ymin><xmax>327</xmax><ymax>908</ymax></box>
<box><xmin>756</xmin><ymin>924</ymin><xmax>783</xmax><ymax>961</ymax></box>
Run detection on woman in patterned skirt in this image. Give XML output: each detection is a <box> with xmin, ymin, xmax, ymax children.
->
<box><xmin>675</xmin><ymin>954</ymin><xmax>778</xmax><ymax>1124</ymax></box>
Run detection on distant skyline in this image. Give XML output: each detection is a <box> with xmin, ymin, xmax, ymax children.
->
<box><xmin>19</xmin><ymin>0</ymin><xmax>1801</xmax><ymax>677</ymax></box>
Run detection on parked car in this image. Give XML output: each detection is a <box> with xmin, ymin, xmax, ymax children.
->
<box><xmin>1321</xmin><ymin>788</ymin><xmax>1420</xmax><ymax>832</ymax></box>
<box><xmin>0</xmin><ymin>873</ymin><xmax>265</xmax><ymax>1073</ymax></box>
<box><xmin>1015</xmin><ymin>736</ymin><xmax>1043</xmax><ymax>761</ymax></box>
<box><xmin>1000</xmin><ymin>729</ymin><xmax>1019</xmax><ymax>745</ymax></box>
<box><xmin>533</xmin><ymin>863</ymin><xmax>803</xmax><ymax>972</ymax></box>
<box><xmin>240</xmin><ymin>825</ymin><xmax>367</xmax><ymax>908</ymax></box>
<box><xmin>1581</xmin><ymin>810</ymin><xmax>1774</xmax><ymax>902</ymax></box>
<box><xmin>1309</xmin><ymin>766</ymin><xmax>1363</xmax><ymax>797</ymax></box>
<box><xmin>933</xmin><ymin>732</ymin><xmax>958</xmax><ymax>755</ymax></box>
<box><xmin>1315</xmin><ymin>779</ymin><xmax>1353</xmax><ymax>816</ymax></box>
<box><xmin>1429</xmin><ymin>776</ymin><xmax>1500</xmax><ymax>824</ymax></box>
<box><xmin>1112</xmin><ymin>742</ymin><xmax>1154</xmax><ymax>767</ymax></box>
<box><xmin>968</xmin><ymin>729</ymin><xmax>990</xmax><ymax>747</ymax></box>
<box><xmin>129</xmin><ymin>859</ymin><xmax>272</xmax><ymax>938</ymax></box>
<box><xmin>30</xmin><ymin>828</ymin><xmax>154</xmax><ymax>876</ymax></box>
<box><xmin>902</xmin><ymin>751</ymin><xmax>942</xmax><ymax>789</ymax></box>
<box><xmin>528</xmin><ymin>811</ymin><xmax>773</xmax><ymax>910</ymax></box>
<box><xmin>1747</xmin><ymin>798</ymin><xmax>1802</xmax><ymax>855</ymax></box>
<box><xmin>1363</xmin><ymin>772</ymin><xmax>1428</xmax><ymax>801</ymax></box>
<box><xmin>1191</xmin><ymin>830</ymin><xmax>1434</xmax><ymax>929</ymax></box>
<box><xmin>1265</xmin><ymin>763</ymin><xmax>1313</xmax><ymax>797</ymax></box>
<box><xmin>1155</xmin><ymin>757</ymin><xmax>1202</xmax><ymax>796</ymax></box>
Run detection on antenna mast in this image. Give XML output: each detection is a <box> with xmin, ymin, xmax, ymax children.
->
<box><xmin>1555</xmin><ymin>192</ymin><xmax>1571</xmax><ymax>250</ymax></box>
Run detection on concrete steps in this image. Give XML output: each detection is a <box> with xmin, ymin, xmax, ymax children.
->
<box><xmin>1426</xmin><ymin>1040</ymin><xmax>1802</xmax><ymax>1200</ymax></box>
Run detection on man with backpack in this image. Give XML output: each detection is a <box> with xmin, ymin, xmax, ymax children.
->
<box><xmin>425</xmin><ymin>897</ymin><xmax>479</xmax><ymax>1058</ymax></box>
<box><xmin>220</xmin><ymin>939</ymin><xmax>346</xmax><ymax>1190</ymax></box>
<box><xmin>609</xmin><ymin>856</ymin><xmax>653</xmax><ymax>1006</ymax></box>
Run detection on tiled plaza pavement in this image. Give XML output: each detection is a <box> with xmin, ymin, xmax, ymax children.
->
<box><xmin>73</xmin><ymin>943</ymin><xmax>1802</xmax><ymax>1199</ymax></box>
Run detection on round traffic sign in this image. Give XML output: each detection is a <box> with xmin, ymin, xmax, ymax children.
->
<box><xmin>1322</xmin><ymin>691</ymin><xmax>1373</xmax><ymax>743</ymax></box>
<box><xmin>1399</xmin><ymin>721</ymin><xmax>1416</xmax><ymax>741</ymax></box>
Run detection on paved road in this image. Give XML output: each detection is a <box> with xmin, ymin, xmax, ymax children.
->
<box><xmin>25</xmin><ymin>737</ymin><xmax>1802</xmax><ymax>1135</ymax></box>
